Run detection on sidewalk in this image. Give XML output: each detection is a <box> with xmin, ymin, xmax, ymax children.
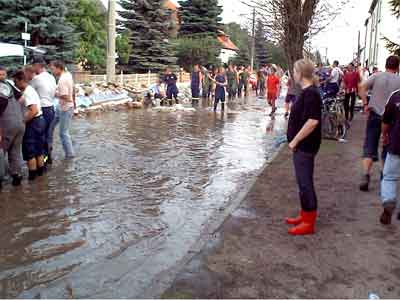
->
<box><xmin>162</xmin><ymin>114</ymin><xmax>400</xmax><ymax>299</ymax></box>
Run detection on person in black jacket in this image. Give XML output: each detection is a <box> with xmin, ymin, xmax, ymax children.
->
<box><xmin>286</xmin><ymin>59</ymin><xmax>322</xmax><ymax>235</ymax></box>
<box><xmin>164</xmin><ymin>68</ymin><xmax>179</xmax><ymax>106</ymax></box>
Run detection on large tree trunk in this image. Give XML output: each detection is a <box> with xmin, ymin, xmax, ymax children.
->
<box><xmin>281</xmin><ymin>0</ymin><xmax>318</xmax><ymax>75</ymax></box>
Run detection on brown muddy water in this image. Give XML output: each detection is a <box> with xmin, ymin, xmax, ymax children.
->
<box><xmin>0</xmin><ymin>98</ymin><xmax>287</xmax><ymax>298</ymax></box>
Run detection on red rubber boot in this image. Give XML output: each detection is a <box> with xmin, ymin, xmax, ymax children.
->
<box><xmin>286</xmin><ymin>210</ymin><xmax>303</xmax><ymax>225</ymax></box>
<box><xmin>288</xmin><ymin>211</ymin><xmax>317</xmax><ymax>235</ymax></box>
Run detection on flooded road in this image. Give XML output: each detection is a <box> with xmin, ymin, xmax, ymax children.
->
<box><xmin>0</xmin><ymin>97</ymin><xmax>287</xmax><ymax>298</ymax></box>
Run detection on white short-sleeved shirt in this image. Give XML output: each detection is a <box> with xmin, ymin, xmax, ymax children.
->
<box><xmin>329</xmin><ymin>67</ymin><xmax>342</xmax><ymax>84</ymax></box>
<box><xmin>24</xmin><ymin>85</ymin><xmax>43</xmax><ymax>117</ymax></box>
<box><xmin>30</xmin><ymin>71</ymin><xmax>57</xmax><ymax>108</ymax></box>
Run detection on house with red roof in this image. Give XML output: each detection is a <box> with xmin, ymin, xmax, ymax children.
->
<box><xmin>217</xmin><ymin>30</ymin><xmax>240</xmax><ymax>63</ymax></box>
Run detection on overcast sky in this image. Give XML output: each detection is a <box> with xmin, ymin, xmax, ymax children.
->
<box><xmin>103</xmin><ymin>0</ymin><xmax>372</xmax><ymax>64</ymax></box>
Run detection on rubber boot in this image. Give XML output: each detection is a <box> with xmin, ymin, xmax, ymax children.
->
<box><xmin>288</xmin><ymin>211</ymin><xmax>317</xmax><ymax>235</ymax></box>
<box><xmin>12</xmin><ymin>174</ymin><xmax>23</xmax><ymax>186</ymax></box>
<box><xmin>359</xmin><ymin>174</ymin><xmax>370</xmax><ymax>192</ymax></box>
<box><xmin>28</xmin><ymin>170</ymin><xmax>37</xmax><ymax>181</ymax></box>
<box><xmin>37</xmin><ymin>166</ymin><xmax>45</xmax><ymax>177</ymax></box>
<box><xmin>286</xmin><ymin>210</ymin><xmax>303</xmax><ymax>225</ymax></box>
<box><xmin>214</xmin><ymin>101</ymin><xmax>218</xmax><ymax>112</ymax></box>
<box><xmin>221</xmin><ymin>103</ymin><xmax>225</xmax><ymax>112</ymax></box>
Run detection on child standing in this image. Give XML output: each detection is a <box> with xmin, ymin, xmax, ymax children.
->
<box><xmin>212</xmin><ymin>67</ymin><xmax>227</xmax><ymax>112</ymax></box>
<box><xmin>164</xmin><ymin>68</ymin><xmax>179</xmax><ymax>106</ymax></box>
<box><xmin>266</xmin><ymin>67</ymin><xmax>281</xmax><ymax>116</ymax></box>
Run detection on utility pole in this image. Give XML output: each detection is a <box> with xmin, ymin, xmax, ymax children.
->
<box><xmin>106</xmin><ymin>0</ymin><xmax>116</xmax><ymax>83</ymax></box>
<box><xmin>250</xmin><ymin>7</ymin><xmax>256</xmax><ymax>72</ymax></box>
<box><xmin>357</xmin><ymin>30</ymin><xmax>361</xmax><ymax>65</ymax></box>
<box><xmin>21</xmin><ymin>21</ymin><xmax>30</xmax><ymax>66</ymax></box>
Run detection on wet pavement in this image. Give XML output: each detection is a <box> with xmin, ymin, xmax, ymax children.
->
<box><xmin>0</xmin><ymin>96</ymin><xmax>287</xmax><ymax>298</ymax></box>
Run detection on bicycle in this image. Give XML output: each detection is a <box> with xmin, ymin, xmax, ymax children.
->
<box><xmin>321</xmin><ymin>95</ymin><xmax>347</xmax><ymax>140</ymax></box>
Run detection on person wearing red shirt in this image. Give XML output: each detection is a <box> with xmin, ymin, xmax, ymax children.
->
<box><xmin>342</xmin><ymin>63</ymin><xmax>360</xmax><ymax>122</ymax></box>
<box><xmin>266</xmin><ymin>67</ymin><xmax>281</xmax><ymax>116</ymax></box>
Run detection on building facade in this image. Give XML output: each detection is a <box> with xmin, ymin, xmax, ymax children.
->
<box><xmin>363</xmin><ymin>0</ymin><xmax>400</xmax><ymax>71</ymax></box>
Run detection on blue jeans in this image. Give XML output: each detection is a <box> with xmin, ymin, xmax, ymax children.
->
<box><xmin>381</xmin><ymin>153</ymin><xmax>400</xmax><ymax>205</ymax></box>
<box><xmin>42</xmin><ymin>106</ymin><xmax>55</xmax><ymax>156</ymax></box>
<box><xmin>51</xmin><ymin>107</ymin><xmax>74</xmax><ymax>158</ymax></box>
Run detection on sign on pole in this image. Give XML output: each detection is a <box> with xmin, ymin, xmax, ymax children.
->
<box><xmin>21</xmin><ymin>33</ymin><xmax>31</xmax><ymax>41</ymax></box>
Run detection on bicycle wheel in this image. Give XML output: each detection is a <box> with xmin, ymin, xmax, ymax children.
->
<box><xmin>322</xmin><ymin>113</ymin><xmax>337</xmax><ymax>140</ymax></box>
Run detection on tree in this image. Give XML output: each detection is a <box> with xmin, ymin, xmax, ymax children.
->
<box><xmin>118</xmin><ymin>0</ymin><xmax>177</xmax><ymax>73</ymax></box>
<box><xmin>224</xmin><ymin>23</ymin><xmax>251</xmax><ymax>66</ymax></box>
<box><xmin>243</xmin><ymin>0</ymin><xmax>349</xmax><ymax>74</ymax></box>
<box><xmin>0</xmin><ymin>0</ymin><xmax>77</xmax><ymax>62</ymax></box>
<box><xmin>314</xmin><ymin>50</ymin><xmax>323</xmax><ymax>65</ymax></box>
<box><xmin>178</xmin><ymin>0</ymin><xmax>223</xmax><ymax>37</ymax></box>
<box><xmin>383</xmin><ymin>0</ymin><xmax>400</xmax><ymax>55</ymax></box>
<box><xmin>116</xmin><ymin>30</ymin><xmax>131</xmax><ymax>66</ymax></box>
<box><xmin>254</xmin><ymin>20</ymin><xmax>272</xmax><ymax>68</ymax></box>
<box><xmin>174</xmin><ymin>37</ymin><xmax>221</xmax><ymax>71</ymax></box>
<box><xmin>389</xmin><ymin>0</ymin><xmax>400</xmax><ymax>17</ymax></box>
<box><xmin>67</xmin><ymin>0</ymin><xmax>107</xmax><ymax>72</ymax></box>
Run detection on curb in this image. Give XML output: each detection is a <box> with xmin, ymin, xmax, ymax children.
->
<box><xmin>141</xmin><ymin>143</ymin><xmax>287</xmax><ymax>298</ymax></box>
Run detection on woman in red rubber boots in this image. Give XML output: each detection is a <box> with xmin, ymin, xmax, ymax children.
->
<box><xmin>286</xmin><ymin>59</ymin><xmax>322</xmax><ymax>235</ymax></box>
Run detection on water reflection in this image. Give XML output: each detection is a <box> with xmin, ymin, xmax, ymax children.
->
<box><xmin>0</xmin><ymin>97</ymin><xmax>285</xmax><ymax>298</ymax></box>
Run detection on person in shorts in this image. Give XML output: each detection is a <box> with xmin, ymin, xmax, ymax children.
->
<box><xmin>359</xmin><ymin>55</ymin><xmax>400</xmax><ymax>192</ymax></box>
<box><xmin>13</xmin><ymin>70</ymin><xmax>46</xmax><ymax>181</ymax></box>
<box><xmin>30</xmin><ymin>57</ymin><xmax>57</xmax><ymax>164</ymax></box>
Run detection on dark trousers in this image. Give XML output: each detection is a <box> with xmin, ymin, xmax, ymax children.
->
<box><xmin>238</xmin><ymin>81</ymin><xmax>247</xmax><ymax>97</ymax></box>
<box><xmin>344</xmin><ymin>92</ymin><xmax>356</xmax><ymax>121</ymax></box>
<box><xmin>42</xmin><ymin>106</ymin><xmax>55</xmax><ymax>156</ymax></box>
<box><xmin>293</xmin><ymin>150</ymin><xmax>318</xmax><ymax>212</ymax></box>
<box><xmin>166</xmin><ymin>85</ymin><xmax>179</xmax><ymax>105</ymax></box>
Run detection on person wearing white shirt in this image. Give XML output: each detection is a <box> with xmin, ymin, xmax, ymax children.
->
<box><xmin>327</xmin><ymin>60</ymin><xmax>343</xmax><ymax>96</ymax></box>
<box><xmin>13</xmin><ymin>70</ymin><xmax>46</xmax><ymax>181</ymax></box>
<box><xmin>31</xmin><ymin>57</ymin><xmax>57</xmax><ymax>164</ymax></box>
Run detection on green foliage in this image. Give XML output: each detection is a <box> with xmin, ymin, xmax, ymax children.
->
<box><xmin>118</xmin><ymin>0</ymin><xmax>177</xmax><ymax>72</ymax></box>
<box><xmin>174</xmin><ymin>37</ymin><xmax>221</xmax><ymax>71</ymax></box>
<box><xmin>224</xmin><ymin>22</ymin><xmax>251</xmax><ymax>66</ymax></box>
<box><xmin>383</xmin><ymin>37</ymin><xmax>400</xmax><ymax>56</ymax></box>
<box><xmin>254</xmin><ymin>20</ymin><xmax>272</xmax><ymax>68</ymax></box>
<box><xmin>178</xmin><ymin>0</ymin><xmax>223</xmax><ymax>37</ymax></box>
<box><xmin>0</xmin><ymin>0</ymin><xmax>77</xmax><ymax>62</ymax></box>
<box><xmin>384</xmin><ymin>0</ymin><xmax>400</xmax><ymax>55</ymax></box>
<box><xmin>116</xmin><ymin>30</ymin><xmax>131</xmax><ymax>66</ymax></box>
<box><xmin>67</xmin><ymin>0</ymin><xmax>107</xmax><ymax>72</ymax></box>
<box><xmin>268</xmin><ymin>43</ymin><xmax>288</xmax><ymax>70</ymax></box>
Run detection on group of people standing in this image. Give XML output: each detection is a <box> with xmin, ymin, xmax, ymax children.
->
<box><xmin>0</xmin><ymin>58</ymin><xmax>75</xmax><ymax>190</ymax></box>
<box><xmin>190</xmin><ymin>64</ymin><xmax>282</xmax><ymax>115</ymax></box>
<box><xmin>285</xmin><ymin>55</ymin><xmax>400</xmax><ymax>235</ymax></box>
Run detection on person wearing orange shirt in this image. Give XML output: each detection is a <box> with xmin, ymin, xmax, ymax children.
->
<box><xmin>266</xmin><ymin>67</ymin><xmax>281</xmax><ymax>116</ymax></box>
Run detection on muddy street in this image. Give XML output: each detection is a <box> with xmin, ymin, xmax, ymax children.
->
<box><xmin>0</xmin><ymin>97</ymin><xmax>287</xmax><ymax>298</ymax></box>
